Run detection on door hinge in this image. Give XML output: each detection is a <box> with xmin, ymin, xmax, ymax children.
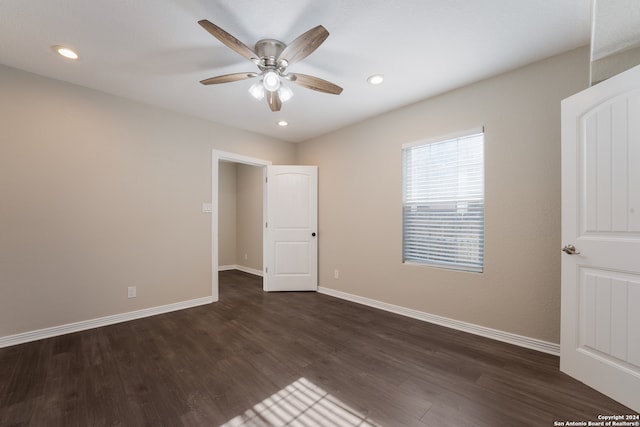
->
<box><xmin>265</xmin><ymin>222</ymin><xmax>268</xmax><ymax>228</ymax></box>
<box><xmin>265</xmin><ymin>267</ymin><xmax>268</xmax><ymax>274</ymax></box>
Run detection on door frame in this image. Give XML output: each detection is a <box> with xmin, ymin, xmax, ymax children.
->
<box><xmin>211</xmin><ymin>150</ymin><xmax>271</xmax><ymax>301</ymax></box>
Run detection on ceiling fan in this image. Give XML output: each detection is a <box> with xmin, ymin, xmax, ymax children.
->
<box><xmin>198</xmin><ymin>19</ymin><xmax>343</xmax><ymax>112</ymax></box>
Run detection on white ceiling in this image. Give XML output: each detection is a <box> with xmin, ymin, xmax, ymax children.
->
<box><xmin>0</xmin><ymin>0</ymin><xmax>591</xmax><ymax>142</ymax></box>
<box><xmin>591</xmin><ymin>0</ymin><xmax>640</xmax><ymax>60</ymax></box>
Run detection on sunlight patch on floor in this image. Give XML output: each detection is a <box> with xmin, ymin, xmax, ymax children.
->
<box><xmin>221</xmin><ymin>377</ymin><xmax>380</xmax><ymax>426</ymax></box>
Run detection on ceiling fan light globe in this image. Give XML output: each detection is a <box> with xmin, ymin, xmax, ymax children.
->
<box><xmin>262</xmin><ymin>71</ymin><xmax>281</xmax><ymax>92</ymax></box>
<box><xmin>248</xmin><ymin>82</ymin><xmax>265</xmax><ymax>100</ymax></box>
<box><xmin>278</xmin><ymin>86</ymin><xmax>294</xmax><ymax>102</ymax></box>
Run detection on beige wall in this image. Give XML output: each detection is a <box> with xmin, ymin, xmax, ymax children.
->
<box><xmin>296</xmin><ymin>47</ymin><xmax>590</xmax><ymax>343</ymax></box>
<box><xmin>1</xmin><ymin>47</ymin><xmax>590</xmax><ymax>345</ymax></box>
<box><xmin>217</xmin><ymin>162</ymin><xmax>263</xmax><ymax>271</ymax></box>
<box><xmin>218</xmin><ymin>161</ymin><xmax>237</xmax><ymax>267</ymax></box>
<box><xmin>0</xmin><ymin>65</ymin><xmax>295</xmax><ymax>337</ymax></box>
<box><xmin>236</xmin><ymin>164</ymin><xmax>264</xmax><ymax>272</ymax></box>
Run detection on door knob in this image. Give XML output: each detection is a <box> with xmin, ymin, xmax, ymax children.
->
<box><xmin>312</xmin><ymin>232</ymin><xmax>316</xmax><ymax>237</ymax></box>
<box><xmin>562</xmin><ymin>244</ymin><xmax>580</xmax><ymax>255</ymax></box>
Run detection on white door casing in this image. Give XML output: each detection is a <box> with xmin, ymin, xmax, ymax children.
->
<box><xmin>561</xmin><ymin>64</ymin><xmax>640</xmax><ymax>412</ymax></box>
<box><xmin>264</xmin><ymin>165</ymin><xmax>318</xmax><ymax>292</ymax></box>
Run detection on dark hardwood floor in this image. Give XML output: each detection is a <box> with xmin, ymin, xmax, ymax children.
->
<box><xmin>1</xmin><ymin>270</ymin><xmax>636</xmax><ymax>426</ymax></box>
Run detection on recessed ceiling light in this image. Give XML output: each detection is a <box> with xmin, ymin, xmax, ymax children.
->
<box><xmin>52</xmin><ymin>45</ymin><xmax>78</xmax><ymax>60</ymax></box>
<box><xmin>277</xmin><ymin>120</ymin><xmax>289</xmax><ymax>127</ymax></box>
<box><xmin>367</xmin><ymin>74</ymin><xmax>384</xmax><ymax>85</ymax></box>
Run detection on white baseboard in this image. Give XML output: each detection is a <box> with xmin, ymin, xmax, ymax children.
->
<box><xmin>219</xmin><ymin>264</ymin><xmax>263</xmax><ymax>277</ymax></box>
<box><xmin>0</xmin><ymin>296</ymin><xmax>214</xmax><ymax>349</ymax></box>
<box><xmin>317</xmin><ymin>286</ymin><xmax>560</xmax><ymax>356</ymax></box>
<box><xmin>1</xmin><ymin>278</ymin><xmax>558</xmax><ymax>357</ymax></box>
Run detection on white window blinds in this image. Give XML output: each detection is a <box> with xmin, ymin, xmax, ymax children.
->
<box><xmin>402</xmin><ymin>130</ymin><xmax>484</xmax><ymax>272</ymax></box>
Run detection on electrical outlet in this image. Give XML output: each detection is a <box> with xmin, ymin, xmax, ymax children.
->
<box><xmin>334</xmin><ymin>269</ymin><xmax>339</xmax><ymax>279</ymax></box>
<box><xmin>128</xmin><ymin>286</ymin><xmax>137</xmax><ymax>298</ymax></box>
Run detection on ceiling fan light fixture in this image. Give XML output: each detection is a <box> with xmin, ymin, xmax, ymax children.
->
<box><xmin>278</xmin><ymin>85</ymin><xmax>294</xmax><ymax>102</ymax></box>
<box><xmin>198</xmin><ymin>20</ymin><xmax>343</xmax><ymax>112</ymax></box>
<box><xmin>262</xmin><ymin>70</ymin><xmax>281</xmax><ymax>92</ymax></box>
<box><xmin>248</xmin><ymin>81</ymin><xmax>265</xmax><ymax>100</ymax></box>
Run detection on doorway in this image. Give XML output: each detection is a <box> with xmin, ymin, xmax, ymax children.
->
<box><xmin>218</xmin><ymin>161</ymin><xmax>264</xmax><ymax>276</ymax></box>
<box><xmin>211</xmin><ymin>150</ymin><xmax>271</xmax><ymax>301</ymax></box>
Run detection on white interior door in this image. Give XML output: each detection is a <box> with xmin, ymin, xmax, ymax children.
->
<box><xmin>264</xmin><ymin>165</ymin><xmax>318</xmax><ymax>292</ymax></box>
<box><xmin>561</xmin><ymin>64</ymin><xmax>640</xmax><ymax>412</ymax></box>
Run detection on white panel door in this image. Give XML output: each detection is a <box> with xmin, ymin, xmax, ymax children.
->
<box><xmin>561</xmin><ymin>64</ymin><xmax>640</xmax><ymax>412</ymax></box>
<box><xmin>264</xmin><ymin>166</ymin><xmax>318</xmax><ymax>291</ymax></box>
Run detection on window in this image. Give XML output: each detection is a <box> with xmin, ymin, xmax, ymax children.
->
<box><xmin>402</xmin><ymin>129</ymin><xmax>484</xmax><ymax>272</ymax></box>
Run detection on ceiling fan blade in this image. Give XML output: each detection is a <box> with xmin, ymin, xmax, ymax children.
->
<box><xmin>200</xmin><ymin>72</ymin><xmax>258</xmax><ymax>85</ymax></box>
<box><xmin>267</xmin><ymin>91</ymin><xmax>282</xmax><ymax>112</ymax></box>
<box><xmin>278</xmin><ymin>25</ymin><xmax>329</xmax><ymax>66</ymax></box>
<box><xmin>289</xmin><ymin>73</ymin><xmax>343</xmax><ymax>95</ymax></box>
<box><xmin>198</xmin><ymin>19</ymin><xmax>258</xmax><ymax>63</ymax></box>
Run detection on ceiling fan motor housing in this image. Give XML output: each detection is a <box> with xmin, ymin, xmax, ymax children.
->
<box><xmin>255</xmin><ymin>39</ymin><xmax>286</xmax><ymax>69</ymax></box>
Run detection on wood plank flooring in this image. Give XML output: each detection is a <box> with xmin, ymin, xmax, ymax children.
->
<box><xmin>1</xmin><ymin>270</ymin><xmax>636</xmax><ymax>426</ymax></box>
